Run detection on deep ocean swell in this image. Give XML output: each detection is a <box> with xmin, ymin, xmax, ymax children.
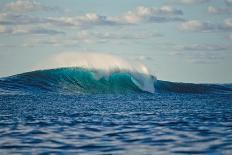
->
<box><xmin>0</xmin><ymin>67</ymin><xmax>232</xmax><ymax>154</ymax></box>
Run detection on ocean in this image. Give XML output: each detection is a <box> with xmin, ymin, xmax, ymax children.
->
<box><xmin>0</xmin><ymin>67</ymin><xmax>232</xmax><ymax>154</ymax></box>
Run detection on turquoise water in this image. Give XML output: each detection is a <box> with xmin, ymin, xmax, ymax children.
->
<box><xmin>0</xmin><ymin>68</ymin><xmax>232</xmax><ymax>154</ymax></box>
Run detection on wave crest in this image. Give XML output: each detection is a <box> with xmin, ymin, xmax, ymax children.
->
<box><xmin>0</xmin><ymin>67</ymin><xmax>156</xmax><ymax>94</ymax></box>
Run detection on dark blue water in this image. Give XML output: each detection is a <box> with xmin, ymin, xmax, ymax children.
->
<box><xmin>0</xmin><ymin>68</ymin><xmax>232</xmax><ymax>154</ymax></box>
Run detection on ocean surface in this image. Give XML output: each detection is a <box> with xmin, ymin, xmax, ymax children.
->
<box><xmin>0</xmin><ymin>67</ymin><xmax>232</xmax><ymax>154</ymax></box>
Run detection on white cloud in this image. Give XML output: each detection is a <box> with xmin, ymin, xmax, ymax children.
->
<box><xmin>49</xmin><ymin>6</ymin><xmax>184</xmax><ymax>28</ymax></box>
<box><xmin>224</xmin><ymin>0</ymin><xmax>232</xmax><ymax>6</ymax></box>
<box><xmin>180</xmin><ymin>20</ymin><xmax>215</xmax><ymax>32</ymax></box>
<box><xmin>228</xmin><ymin>33</ymin><xmax>232</xmax><ymax>40</ymax></box>
<box><xmin>171</xmin><ymin>43</ymin><xmax>231</xmax><ymax>64</ymax></box>
<box><xmin>175</xmin><ymin>44</ymin><xmax>230</xmax><ymax>51</ymax></box>
<box><xmin>0</xmin><ymin>13</ymin><xmax>64</xmax><ymax>35</ymax></box>
<box><xmin>117</xmin><ymin>6</ymin><xmax>184</xmax><ymax>24</ymax></box>
<box><xmin>128</xmin><ymin>6</ymin><xmax>183</xmax><ymax>16</ymax></box>
<box><xmin>0</xmin><ymin>25</ymin><xmax>11</xmax><ymax>33</ymax></box>
<box><xmin>186</xmin><ymin>55</ymin><xmax>225</xmax><ymax>64</ymax></box>
<box><xmin>224</xmin><ymin>18</ymin><xmax>232</xmax><ymax>28</ymax></box>
<box><xmin>169</xmin><ymin>0</ymin><xmax>213</xmax><ymax>4</ymax></box>
<box><xmin>0</xmin><ymin>5</ymin><xmax>184</xmax><ymax>35</ymax></box>
<box><xmin>134</xmin><ymin>55</ymin><xmax>153</xmax><ymax>61</ymax></box>
<box><xmin>3</xmin><ymin>0</ymin><xmax>56</xmax><ymax>12</ymax></box>
<box><xmin>88</xmin><ymin>31</ymin><xmax>163</xmax><ymax>40</ymax></box>
<box><xmin>0</xmin><ymin>25</ymin><xmax>63</xmax><ymax>35</ymax></box>
<box><xmin>208</xmin><ymin>6</ymin><xmax>232</xmax><ymax>14</ymax></box>
<box><xmin>27</xmin><ymin>30</ymin><xmax>162</xmax><ymax>46</ymax></box>
<box><xmin>0</xmin><ymin>5</ymin><xmax>184</xmax><ymax>38</ymax></box>
<box><xmin>50</xmin><ymin>13</ymin><xmax>118</xmax><ymax>28</ymax></box>
<box><xmin>0</xmin><ymin>13</ymin><xmax>51</xmax><ymax>25</ymax></box>
<box><xmin>180</xmin><ymin>19</ymin><xmax>232</xmax><ymax>32</ymax></box>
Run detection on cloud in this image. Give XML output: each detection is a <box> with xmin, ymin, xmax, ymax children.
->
<box><xmin>116</xmin><ymin>6</ymin><xmax>184</xmax><ymax>24</ymax></box>
<box><xmin>180</xmin><ymin>20</ymin><xmax>216</xmax><ymax>32</ymax></box>
<box><xmin>224</xmin><ymin>18</ymin><xmax>232</xmax><ymax>28</ymax></box>
<box><xmin>0</xmin><ymin>12</ymin><xmax>114</xmax><ymax>30</ymax></box>
<box><xmin>3</xmin><ymin>0</ymin><xmax>57</xmax><ymax>13</ymax></box>
<box><xmin>0</xmin><ymin>5</ymin><xmax>184</xmax><ymax>34</ymax></box>
<box><xmin>149</xmin><ymin>16</ymin><xmax>185</xmax><ymax>22</ymax></box>
<box><xmin>0</xmin><ymin>13</ymin><xmax>65</xmax><ymax>35</ymax></box>
<box><xmin>180</xmin><ymin>19</ymin><xmax>232</xmax><ymax>32</ymax></box>
<box><xmin>174</xmin><ymin>44</ymin><xmax>231</xmax><ymax>51</ymax></box>
<box><xmin>171</xmin><ymin>43</ymin><xmax>231</xmax><ymax>64</ymax></box>
<box><xmin>133</xmin><ymin>55</ymin><xmax>153</xmax><ymax>61</ymax></box>
<box><xmin>172</xmin><ymin>51</ymin><xmax>226</xmax><ymax>64</ymax></box>
<box><xmin>88</xmin><ymin>31</ymin><xmax>163</xmax><ymax>40</ymax></box>
<box><xmin>0</xmin><ymin>13</ymin><xmax>51</xmax><ymax>25</ymax></box>
<box><xmin>27</xmin><ymin>30</ymin><xmax>162</xmax><ymax>46</ymax></box>
<box><xmin>186</xmin><ymin>55</ymin><xmax>225</xmax><ymax>64</ymax></box>
<box><xmin>49</xmin><ymin>6</ymin><xmax>184</xmax><ymax>28</ymax></box>
<box><xmin>0</xmin><ymin>25</ymin><xmax>63</xmax><ymax>35</ymax></box>
<box><xmin>224</xmin><ymin>0</ymin><xmax>232</xmax><ymax>6</ymax></box>
<box><xmin>49</xmin><ymin>13</ymin><xmax>119</xmax><ymax>28</ymax></box>
<box><xmin>208</xmin><ymin>6</ymin><xmax>232</xmax><ymax>14</ymax></box>
<box><xmin>168</xmin><ymin>0</ymin><xmax>213</xmax><ymax>5</ymax></box>
<box><xmin>227</xmin><ymin>33</ymin><xmax>232</xmax><ymax>40</ymax></box>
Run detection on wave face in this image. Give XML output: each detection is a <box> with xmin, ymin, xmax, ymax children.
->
<box><xmin>0</xmin><ymin>67</ymin><xmax>155</xmax><ymax>94</ymax></box>
<box><xmin>0</xmin><ymin>67</ymin><xmax>232</xmax><ymax>95</ymax></box>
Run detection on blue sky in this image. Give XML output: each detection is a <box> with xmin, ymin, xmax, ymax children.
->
<box><xmin>0</xmin><ymin>0</ymin><xmax>231</xmax><ymax>83</ymax></box>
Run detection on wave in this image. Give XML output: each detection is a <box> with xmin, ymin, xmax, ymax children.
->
<box><xmin>0</xmin><ymin>53</ymin><xmax>231</xmax><ymax>95</ymax></box>
<box><xmin>0</xmin><ymin>67</ymin><xmax>231</xmax><ymax>95</ymax></box>
<box><xmin>0</xmin><ymin>67</ymin><xmax>155</xmax><ymax>94</ymax></box>
<box><xmin>154</xmin><ymin>80</ymin><xmax>232</xmax><ymax>94</ymax></box>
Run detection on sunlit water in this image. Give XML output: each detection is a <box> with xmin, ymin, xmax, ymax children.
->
<box><xmin>0</xmin><ymin>92</ymin><xmax>231</xmax><ymax>154</ymax></box>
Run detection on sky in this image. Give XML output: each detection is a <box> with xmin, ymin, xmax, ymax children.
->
<box><xmin>0</xmin><ymin>0</ymin><xmax>231</xmax><ymax>83</ymax></box>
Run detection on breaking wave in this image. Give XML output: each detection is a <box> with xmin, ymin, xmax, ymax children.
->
<box><xmin>0</xmin><ymin>53</ymin><xmax>231</xmax><ymax>95</ymax></box>
<box><xmin>0</xmin><ymin>67</ymin><xmax>231</xmax><ymax>95</ymax></box>
<box><xmin>0</xmin><ymin>67</ymin><xmax>156</xmax><ymax>94</ymax></box>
